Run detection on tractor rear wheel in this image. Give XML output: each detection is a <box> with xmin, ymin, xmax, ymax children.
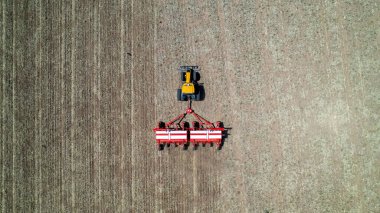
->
<box><xmin>181</xmin><ymin>94</ymin><xmax>188</xmax><ymax>101</ymax></box>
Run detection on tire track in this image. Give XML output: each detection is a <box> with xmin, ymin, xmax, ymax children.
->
<box><xmin>69</xmin><ymin>0</ymin><xmax>76</xmax><ymax>210</ymax></box>
<box><xmin>120</xmin><ymin>0</ymin><xmax>133</xmax><ymax>211</ymax></box>
<box><xmin>59</xmin><ymin>1</ymin><xmax>74</xmax><ymax>210</ymax></box>
<box><xmin>97</xmin><ymin>0</ymin><xmax>124</xmax><ymax>211</ymax></box>
<box><xmin>39</xmin><ymin>0</ymin><xmax>63</xmax><ymax>211</ymax></box>
<box><xmin>1</xmin><ymin>1</ymin><xmax>15</xmax><ymax>211</ymax></box>
<box><xmin>131</xmin><ymin>0</ymin><xmax>156</xmax><ymax>211</ymax></box>
<box><xmin>93</xmin><ymin>1</ymin><xmax>101</xmax><ymax>210</ymax></box>
<box><xmin>72</xmin><ymin>0</ymin><xmax>97</xmax><ymax>210</ymax></box>
<box><xmin>34</xmin><ymin>0</ymin><xmax>42</xmax><ymax>211</ymax></box>
<box><xmin>0</xmin><ymin>0</ymin><xmax>4</xmax><ymax>208</ymax></box>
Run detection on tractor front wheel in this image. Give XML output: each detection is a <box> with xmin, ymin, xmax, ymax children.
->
<box><xmin>180</xmin><ymin>72</ymin><xmax>186</xmax><ymax>81</ymax></box>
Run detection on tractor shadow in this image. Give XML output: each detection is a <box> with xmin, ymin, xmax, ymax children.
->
<box><xmin>194</xmin><ymin>83</ymin><xmax>206</xmax><ymax>101</ymax></box>
<box><xmin>199</xmin><ymin>84</ymin><xmax>206</xmax><ymax>101</ymax></box>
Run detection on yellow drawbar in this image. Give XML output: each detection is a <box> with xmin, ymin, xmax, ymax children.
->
<box><xmin>181</xmin><ymin>71</ymin><xmax>195</xmax><ymax>94</ymax></box>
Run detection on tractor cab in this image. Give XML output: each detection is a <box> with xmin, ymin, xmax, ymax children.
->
<box><xmin>181</xmin><ymin>69</ymin><xmax>195</xmax><ymax>94</ymax></box>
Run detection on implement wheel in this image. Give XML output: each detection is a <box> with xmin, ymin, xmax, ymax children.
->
<box><xmin>158</xmin><ymin>144</ymin><xmax>164</xmax><ymax>151</ymax></box>
<box><xmin>183</xmin><ymin>143</ymin><xmax>189</xmax><ymax>150</ymax></box>
<box><xmin>192</xmin><ymin>121</ymin><xmax>199</xmax><ymax>129</ymax></box>
<box><xmin>193</xmin><ymin>143</ymin><xmax>199</xmax><ymax>150</ymax></box>
<box><xmin>158</xmin><ymin>121</ymin><xmax>165</xmax><ymax>128</ymax></box>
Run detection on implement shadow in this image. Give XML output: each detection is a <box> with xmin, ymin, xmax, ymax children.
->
<box><xmin>217</xmin><ymin>122</ymin><xmax>231</xmax><ymax>150</ymax></box>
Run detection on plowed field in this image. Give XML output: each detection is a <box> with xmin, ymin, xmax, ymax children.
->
<box><xmin>1</xmin><ymin>0</ymin><xmax>379</xmax><ymax>212</ymax></box>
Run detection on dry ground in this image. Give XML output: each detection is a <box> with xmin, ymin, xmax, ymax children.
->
<box><xmin>1</xmin><ymin>0</ymin><xmax>379</xmax><ymax>212</ymax></box>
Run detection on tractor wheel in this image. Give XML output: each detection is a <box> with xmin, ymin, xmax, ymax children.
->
<box><xmin>180</xmin><ymin>72</ymin><xmax>186</xmax><ymax>81</ymax></box>
<box><xmin>177</xmin><ymin>89</ymin><xmax>182</xmax><ymax>101</ymax></box>
<box><xmin>181</xmin><ymin>94</ymin><xmax>188</xmax><ymax>101</ymax></box>
<box><xmin>192</xmin><ymin>71</ymin><xmax>200</xmax><ymax>82</ymax></box>
<box><xmin>195</xmin><ymin>72</ymin><xmax>200</xmax><ymax>81</ymax></box>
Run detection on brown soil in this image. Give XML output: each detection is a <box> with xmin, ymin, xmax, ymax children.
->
<box><xmin>1</xmin><ymin>0</ymin><xmax>379</xmax><ymax>212</ymax></box>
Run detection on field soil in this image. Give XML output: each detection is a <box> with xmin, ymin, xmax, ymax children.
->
<box><xmin>1</xmin><ymin>0</ymin><xmax>379</xmax><ymax>212</ymax></box>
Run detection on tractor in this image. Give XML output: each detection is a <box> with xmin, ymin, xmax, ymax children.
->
<box><xmin>177</xmin><ymin>66</ymin><xmax>204</xmax><ymax>101</ymax></box>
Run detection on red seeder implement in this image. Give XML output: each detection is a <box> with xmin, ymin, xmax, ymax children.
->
<box><xmin>153</xmin><ymin>100</ymin><xmax>225</xmax><ymax>150</ymax></box>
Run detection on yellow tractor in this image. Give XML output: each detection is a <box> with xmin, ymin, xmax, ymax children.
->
<box><xmin>177</xmin><ymin>66</ymin><xmax>204</xmax><ymax>101</ymax></box>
